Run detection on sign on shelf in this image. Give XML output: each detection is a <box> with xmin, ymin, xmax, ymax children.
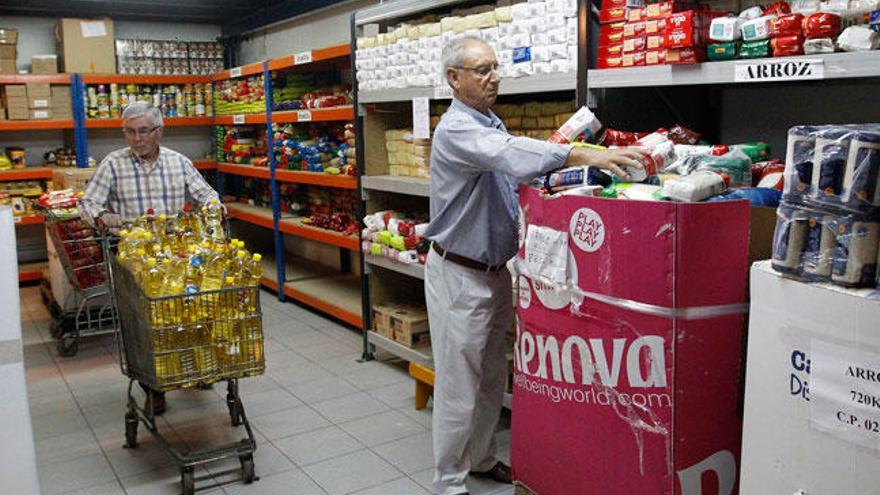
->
<box><xmin>296</xmin><ymin>110</ymin><xmax>312</xmax><ymax>122</ymax></box>
<box><xmin>294</xmin><ymin>51</ymin><xmax>313</xmax><ymax>65</ymax></box>
<box><xmin>734</xmin><ymin>58</ymin><xmax>824</xmax><ymax>83</ymax></box>
<box><xmin>230</xmin><ymin>67</ymin><xmax>243</xmax><ymax>78</ymax></box>
<box><xmin>233</xmin><ymin>114</ymin><xmax>245</xmax><ymax>124</ymax></box>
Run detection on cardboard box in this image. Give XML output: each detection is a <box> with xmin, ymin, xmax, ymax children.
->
<box><xmin>511</xmin><ymin>188</ymin><xmax>750</xmax><ymax>494</ymax></box>
<box><xmin>389</xmin><ymin>305</ymin><xmax>429</xmax><ymax>348</ymax></box>
<box><xmin>4</xmin><ymin>85</ymin><xmax>26</xmax><ymax>98</ymax></box>
<box><xmin>51</xmin><ymin>167</ymin><xmax>96</xmax><ymax>193</ymax></box>
<box><xmin>55</xmin><ymin>18</ymin><xmax>116</xmax><ymax>74</ymax></box>
<box><xmin>29</xmin><ymin>109</ymin><xmax>51</xmax><ymax>120</ymax></box>
<box><xmin>6</xmin><ymin>105</ymin><xmax>28</xmax><ymax>120</ymax></box>
<box><xmin>26</xmin><ymin>83</ymin><xmax>51</xmax><ymax>98</ymax></box>
<box><xmin>51</xmin><ymin>85</ymin><xmax>72</xmax><ymax>99</ymax></box>
<box><xmin>740</xmin><ymin>261</ymin><xmax>880</xmax><ymax>495</ymax></box>
<box><xmin>0</xmin><ymin>28</ymin><xmax>17</xmax><ymax>45</ymax></box>
<box><xmin>29</xmin><ymin>97</ymin><xmax>51</xmax><ymax>109</ymax></box>
<box><xmin>0</xmin><ymin>59</ymin><xmax>15</xmax><ymax>74</ymax></box>
<box><xmin>0</xmin><ymin>44</ymin><xmax>16</xmax><ymax>59</ymax></box>
<box><xmin>31</xmin><ymin>55</ymin><xmax>58</xmax><ymax>74</ymax></box>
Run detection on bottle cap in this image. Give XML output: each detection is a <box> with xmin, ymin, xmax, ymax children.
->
<box><xmin>237</xmin><ymin>250</ymin><xmax>247</xmax><ymax>259</ymax></box>
<box><xmin>253</xmin><ymin>253</ymin><xmax>262</xmax><ymax>262</ymax></box>
<box><xmin>136</xmin><ymin>248</ymin><xmax>146</xmax><ymax>255</ymax></box>
<box><xmin>225</xmin><ymin>276</ymin><xmax>235</xmax><ymax>283</ymax></box>
<box><xmin>147</xmin><ymin>258</ymin><xmax>157</xmax><ymax>266</ymax></box>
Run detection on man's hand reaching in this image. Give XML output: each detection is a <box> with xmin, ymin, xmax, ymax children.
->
<box><xmin>567</xmin><ymin>146</ymin><xmax>649</xmax><ymax>181</ymax></box>
<box><xmin>98</xmin><ymin>212</ymin><xmax>122</xmax><ymax>235</ymax></box>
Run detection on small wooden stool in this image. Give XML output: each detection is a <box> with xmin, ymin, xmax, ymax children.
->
<box><xmin>408</xmin><ymin>362</ymin><xmax>434</xmax><ymax>410</ymax></box>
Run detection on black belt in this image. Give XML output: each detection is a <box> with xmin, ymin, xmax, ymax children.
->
<box><xmin>432</xmin><ymin>243</ymin><xmax>505</xmax><ymax>272</ymax></box>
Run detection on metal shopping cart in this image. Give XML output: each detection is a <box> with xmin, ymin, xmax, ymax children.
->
<box><xmin>105</xmin><ymin>238</ymin><xmax>265</xmax><ymax>495</ymax></box>
<box><xmin>39</xmin><ymin>205</ymin><xmax>118</xmax><ymax>357</ymax></box>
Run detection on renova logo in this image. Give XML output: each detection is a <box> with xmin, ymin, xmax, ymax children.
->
<box><xmin>570</xmin><ymin>208</ymin><xmax>605</xmax><ymax>252</ymax></box>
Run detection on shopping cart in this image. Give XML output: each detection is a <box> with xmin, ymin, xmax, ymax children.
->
<box><xmin>105</xmin><ymin>237</ymin><xmax>265</xmax><ymax>495</ymax></box>
<box><xmin>39</xmin><ymin>205</ymin><xmax>118</xmax><ymax>357</ymax></box>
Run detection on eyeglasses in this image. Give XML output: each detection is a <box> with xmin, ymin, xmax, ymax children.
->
<box><xmin>454</xmin><ymin>63</ymin><xmax>500</xmax><ymax>78</ymax></box>
<box><xmin>122</xmin><ymin>126</ymin><xmax>161</xmax><ymax>137</ymax></box>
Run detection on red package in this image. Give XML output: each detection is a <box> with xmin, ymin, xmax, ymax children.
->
<box><xmin>666</xmin><ymin>46</ymin><xmax>706</xmax><ymax>64</ymax></box>
<box><xmin>711</xmin><ymin>145</ymin><xmax>730</xmax><ymax>156</ymax></box>
<box><xmin>751</xmin><ymin>159</ymin><xmax>785</xmax><ymax>187</ymax></box>
<box><xmin>771</xmin><ymin>34</ymin><xmax>805</xmax><ymax>56</ymax></box>
<box><xmin>602</xmin><ymin>128</ymin><xmax>642</xmax><ymax>146</ymax></box>
<box><xmin>666</xmin><ymin>11</ymin><xmax>703</xmax><ymax>30</ymax></box>
<box><xmin>665</xmin><ymin>27</ymin><xmax>708</xmax><ymax>48</ymax></box>
<box><xmin>645</xmin><ymin>49</ymin><xmax>667</xmax><ymax>65</ymax></box>
<box><xmin>627</xmin><ymin>7</ymin><xmax>647</xmax><ymax>22</ymax></box>
<box><xmin>600</xmin><ymin>7</ymin><xmax>627</xmax><ymax>24</ymax></box>
<box><xmin>645</xmin><ymin>18</ymin><xmax>667</xmax><ymax>34</ymax></box>
<box><xmin>770</xmin><ymin>14</ymin><xmax>804</xmax><ymax>37</ymax></box>
<box><xmin>667</xmin><ymin>124</ymin><xmax>701</xmax><ymax>145</ymax></box>
<box><xmin>623</xmin><ymin>21</ymin><xmax>646</xmax><ymax>38</ymax></box>
<box><xmin>597</xmin><ymin>55</ymin><xmax>624</xmax><ymax>69</ymax></box>
<box><xmin>604</xmin><ymin>0</ymin><xmax>627</xmax><ymax>7</ymax></box>
<box><xmin>622</xmin><ymin>51</ymin><xmax>647</xmax><ymax>67</ymax></box>
<box><xmin>646</xmin><ymin>1</ymin><xmax>700</xmax><ymax>20</ymax></box>
<box><xmin>647</xmin><ymin>34</ymin><xmax>666</xmax><ymax>50</ymax></box>
<box><xmin>764</xmin><ymin>1</ymin><xmax>792</xmax><ymax>16</ymax></box>
<box><xmin>598</xmin><ymin>44</ymin><xmax>624</xmax><ymax>59</ymax></box>
<box><xmin>803</xmin><ymin>12</ymin><xmax>842</xmax><ymax>39</ymax></box>
<box><xmin>623</xmin><ymin>36</ymin><xmax>647</xmax><ymax>53</ymax></box>
<box><xmin>600</xmin><ymin>23</ymin><xmax>626</xmax><ymax>46</ymax></box>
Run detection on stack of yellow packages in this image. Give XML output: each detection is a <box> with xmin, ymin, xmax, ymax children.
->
<box><xmin>385</xmin><ymin>129</ymin><xmax>431</xmax><ymax>178</ymax></box>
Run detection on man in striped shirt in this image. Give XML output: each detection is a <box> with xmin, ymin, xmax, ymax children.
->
<box><xmin>82</xmin><ymin>101</ymin><xmax>220</xmax><ymax>415</ymax></box>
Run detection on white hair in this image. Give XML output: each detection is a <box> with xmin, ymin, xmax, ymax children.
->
<box><xmin>441</xmin><ymin>35</ymin><xmax>488</xmax><ymax>85</ymax></box>
<box><xmin>122</xmin><ymin>101</ymin><xmax>163</xmax><ymax>127</ymax></box>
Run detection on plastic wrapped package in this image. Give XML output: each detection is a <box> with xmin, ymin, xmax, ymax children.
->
<box><xmin>741</xmin><ymin>15</ymin><xmax>774</xmax><ymax>41</ymax></box>
<box><xmin>791</xmin><ymin>0</ymin><xmax>821</xmax><ymax>15</ymax></box>
<box><xmin>837</xmin><ymin>26</ymin><xmax>880</xmax><ymax>51</ymax></box>
<box><xmin>739</xmin><ymin>39</ymin><xmax>771</xmax><ymax>58</ymax></box>
<box><xmin>803</xmin><ymin>12</ymin><xmax>842</xmax><ymax>39</ymax></box>
<box><xmin>710</xmin><ymin>16</ymin><xmax>743</xmax><ymax>41</ymax></box>
<box><xmin>661</xmin><ymin>171</ymin><xmax>728</xmax><ymax>201</ymax></box>
<box><xmin>770</xmin><ymin>13</ymin><xmax>805</xmax><ymax>37</ymax></box>
<box><xmin>739</xmin><ymin>5</ymin><xmax>765</xmax><ymax>20</ymax></box>
<box><xmin>708</xmin><ymin>42</ymin><xmax>739</xmax><ymax>60</ymax></box>
<box><xmin>803</xmin><ymin>37</ymin><xmax>836</xmax><ymax>53</ymax></box>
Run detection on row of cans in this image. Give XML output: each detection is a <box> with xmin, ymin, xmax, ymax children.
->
<box><xmin>784</xmin><ymin>124</ymin><xmax>880</xmax><ymax>216</ymax></box>
<box><xmin>772</xmin><ymin>203</ymin><xmax>880</xmax><ymax>288</ymax></box>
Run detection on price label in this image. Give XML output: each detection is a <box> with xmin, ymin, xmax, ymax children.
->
<box><xmin>734</xmin><ymin>58</ymin><xmax>824</xmax><ymax>83</ymax></box>
<box><xmin>230</xmin><ymin>67</ymin><xmax>243</xmax><ymax>78</ymax></box>
<box><xmin>433</xmin><ymin>85</ymin><xmax>453</xmax><ymax>99</ymax></box>
<box><xmin>294</xmin><ymin>51</ymin><xmax>313</xmax><ymax>65</ymax></box>
<box><xmin>296</xmin><ymin>110</ymin><xmax>312</xmax><ymax>122</ymax></box>
<box><xmin>233</xmin><ymin>114</ymin><xmax>245</xmax><ymax>124</ymax></box>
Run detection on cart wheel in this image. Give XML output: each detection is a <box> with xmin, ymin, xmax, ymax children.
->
<box><xmin>240</xmin><ymin>454</ymin><xmax>256</xmax><ymax>484</ymax></box>
<box><xmin>49</xmin><ymin>319</ymin><xmax>64</xmax><ymax>339</ymax></box>
<box><xmin>181</xmin><ymin>467</ymin><xmax>195</xmax><ymax>495</ymax></box>
<box><xmin>57</xmin><ymin>337</ymin><xmax>78</xmax><ymax>357</ymax></box>
<box><xmin>124</xmin><ymin>411</ymin><xmax>138</xmax><ymax>449</ymax></box>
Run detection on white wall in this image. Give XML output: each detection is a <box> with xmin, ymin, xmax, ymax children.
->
<box><xmin>236</xmin><ymin>0</ymin><xmax>378</xmax><ymax>64</ymax></box>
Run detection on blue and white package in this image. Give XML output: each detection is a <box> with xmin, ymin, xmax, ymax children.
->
<box><xmin>843</xmin><ymin>130</ymin><xmax>880</xmax><ymax>213</ymax></box>
<box><xmin>832</xmin><ymin>217</ymin><xmax>880</xmax><ymax>287</ymax></box>
<box><xmin>783</xmin><ymin>125</ymin><xmax>817</xmax><ymax>201</ymax></box>
<box><xmin>771</xmin><ymin>204</ymin><xmax>808</xmax><ymax>275</ymax></box>
<box><xmin>800</xmin><ymin>212</ymin><xmax>836</xmax><ymax>281</ymax></box>
<box><xmin>512</xmin><ymin>47</ymin><xmax>532</xmax><ymax>63</ymax></box>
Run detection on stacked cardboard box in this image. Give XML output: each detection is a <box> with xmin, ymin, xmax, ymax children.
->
<box><xmin>55</xmin><ymin>18</ymin><xmax>116</xmax><ymax>74</ymax></box>
<box><xmin>371</xmin><ymin>303</ymin><xmax>431</xmax><ymax>349</ymax></box>
<box><xmin>5</xmin><ymin>85</ymin><xmax>28</xmax><ymax>120</ymax></box>
<box><xmin>51</xmin><ymin>86</ymin><xmax>72</xmax><ymax>119</ymax></box>
<box><xmin>26</xmin><ymin>83</ymin><xmax>52</xmax><ymax>120</ymax></box>
<box><xmin>0</xmin><ymin>28</ymin><xmax>18</xmax><ymax>74</ymax></box>
<box><xmin>31</xmin><ymin>55</ymin><xmax>58</xmax><ymax>74</ymax></box>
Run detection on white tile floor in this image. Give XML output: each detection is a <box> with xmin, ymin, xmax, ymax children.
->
<box><xmin>20</xmin><ymin>287</ymin><xmax>513</xmax><ymax>495</ymax></box>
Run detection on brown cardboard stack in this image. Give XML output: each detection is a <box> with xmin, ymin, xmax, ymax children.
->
<box><xmin>51</xmin><ymin>167</ymin><xmax>95</xmax><ymax>192</ymax></box>
<box><xmin>371</xmin><ymin>303</ymin><xmax>430</xmax><ymax>349</ymax></box>
<box><xmin>26</xmin><ymin>83</ymin><xmax>52</xmax><ymax>120</ymax></box>
<box><xmin>31</xmin><ymin>55</ymin><xmax>58</xmax><ymax>74</ymax></box>
<box><xmin>4</xmin><ymin>85</ymin><xmax>28</xmax><ymax>120</ymax></box>
<box><xmin>55</xmin><ymin>18</ymin><xmax>116</xmax><ymax>73</ymax></box>
<box><xmin>51</xmin><ymin>86</ymin><xmax>72</xmax><ymax>119</ymax></box>
<box><xmin>0</xmin><ymin>28</ymin><xmax>18</xmax><ymax>74</ymax></box>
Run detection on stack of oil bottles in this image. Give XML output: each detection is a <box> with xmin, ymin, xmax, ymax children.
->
<box><xmin>115</xmin><ymin>200</ymin><xmax>265</xmax><ymax>388</ymax></box>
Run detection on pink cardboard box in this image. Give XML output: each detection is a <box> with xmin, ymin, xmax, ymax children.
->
<box><xmin>511</xmin><ymin>186</ymin><xmax>750</xmax><ymax>494</ymax></box>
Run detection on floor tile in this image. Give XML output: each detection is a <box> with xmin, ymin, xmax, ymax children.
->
<box><xmin>276</xmin><ymin>329</ymin><xmax>341</xmax><ymax>351</ymax></box>
<box><xmin>206</xmin><ymin>441</ymin><xmax>295</xmax><ymax>481</ymax></box>
<box><xmin>62</xmin><ymin>480</ymin><xmax>126</xmax><ymax>495</ymax></box>
<box><xmin>28</xmin><ymin>392</ymin><xmax>80</xmax><ymax>418</ymax></box>
<box><xmin>315</xmin><ymin>352</ymin><xmax>371</xmax><ymax>376</ymax></box>
<box><xmin>273</xmin><ymin>425</ymin><xmax>363</xmax><ymax>467</ymax></box>
<box><xmin>340</xmin><ymin>362</ymin><xmax>410</xmax><ymax>391</ymax></box>
<box><xmin>399</xmin><ymin>405</ymin><xmax>434</xmax><ymax>429</ymax></box>
<box><xmin>351</xmin><ymin>477</ymin><xmax>432</xmax><ymax>495</ymax></box>
<box><xmin>119</xmin><ymin>465</ymin><xmax>216</xmax><ymax>495</ymax></box>
<box><xmin>368</xmin><ymin>380</ymin><xmax>416</xmax><ymax>410</ymax></box>
<box><xmin>370</xmin><ymin>431</ymin><xmax>434</xmax><ymax>475</ymax></box>
<box><xmin>339</xmin><ymin>410</ymin><xmax>426</xmax><ymax>447</ymax></box>
<box><xmin>302</xmin><ymin>449</ymin><xmax>402</xmax><ymax>495</ymax></box>
<box><xmin>37</xmin><ymin>452</ymin><xmax>117</xmax><ymax>495</ymax></box>
<box><xmin>31</xmin><ymin>408</ymin><xmax>90</xmax><ymax>441</ymax></box>
<box><xmin>35</xmin><ymin>429</ymin><xmax>102</xmax><ymax>466</ymax></box>
<box><xmin>262</xmin><ymin>349</ymin><xmax>312</xmax><ymax>371</ymax></box>
<box><xmin>236</xmin><ymin>387</ymin><xmax>304</xmax><ymax>418</ymax></box>
<box><xmin>98</xmin><ymin>428</ymin><xmax>183</xmax><ymax>479</ymax></box>
<box><xmin>268</xmin><ymin>362</ymin><xmax>336</xmax><ymax>388</ymax></box>
<box><xmin>251</xmin><ymin>406</ymin><xmax>331</xmax><ymax>441</ymax></box>
<box><xmin>311</xmin><ymin>391</ymin><xmax>390</xmax><ymax>424</ymax></box>
<box><xmin>224</xmin><ymin>468</ymin><xmax>325</xmax><ymax>495</ymax></box>
<box><xmin>284</xmin><ymin>374</ymin><xmax>360</xmax><ymax>405</ymax></box>
<box><xmin>296</xmin><ymin>340</ymin><xmax>360</xmax><ymax>361</ymax></box>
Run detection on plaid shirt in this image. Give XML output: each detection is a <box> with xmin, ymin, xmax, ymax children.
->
<box><xmin>81</xmin><ymin>146</ymin><xmax>219</xmax><ymax>222</ymax></box>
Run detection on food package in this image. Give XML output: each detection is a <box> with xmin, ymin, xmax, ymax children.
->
<box><xmin>837</xmin><ymin>25</ymin><xmax>880</xmax><ymax>51</ymax></box>
<box><xmin>599</xmin><ymin>8</ymin><xmax>627</xmax><ymax>24</ymax></box>
<box><xmin>802</xmin><ymin>12</ymin><xmax>842</xmax><ymax>39</ymax></box>
<box><xmin>598</xmin><ymin>44</ymin><xmax>625</xmax><ymax>59</ymax></box>
<box><xmin>548</xmin><ymin>106</ymin><xmax>603</xmax><ymax>144</ymax></box>
<box><xmin>645</xmin><ymin>49</ymin><xmax>667</xmax><ymax>65</ymax></box>
<box><xmin>739</xmin><ymin>39</ymin><xmax>772</xmax><ymax>58</ymax></box>
<box><xmin>741</xmin><ymin>15</ymin><xmax>774</xmax><ymax>41</ymax></box>
<box><xmin>666</xmin><ymin>46</ymin><xmax>706</xmax><ymax>64</ymax></box>
<box><xmin>623</xmin><ymin>36</ymin><xmax>647</xmax><ymax>53</ymax></box>
<box><xmin>803</xmin><ymin>37</ymin><xmax>836</xmax><ymax>53</ymax></box>
<box><xmin>646</xmin><ymin>18</ymin><xmax>667</xmax><ymax>34</ymax></box>
<box><xmin>601</xmin><ymin>128</ymin><xmax>643</xmax><ymax>146</ymax></box>
<box><xmin>708</xmin><ymin>42</ymin><xmax>739</xmax><ymax>60</ymax></box>
<box><xmin>627</xmin><ymin>7</ymin><xmax>647</xmax><ymax>23</ymax></box>
<box><xmin>646</xmin><ymin>1</ymin><xmax>699</xmax><ymax>20</ymax></box>
<box><xmin>600</xmin><ymin>22</ymin><xmax>626</xmax><ymax>45</ymax></box>
<box><xmin>667</xmin><ymin>124</ymin><xmax>701</xmax><ymax>145</ymax></box>
<box><xmin>770</xmin><ymin>14</ymin><xmax>805</xmax><ymax>37</ymax></box>
<box><xmin>662</xmin><ymin>171</ymin><xmax>728</xmax><ymax>202</ymax></box>
<box><xmin>739</xmin><ymin>5</ymin><xmax>765</xmax><ymax>21</ymax></box>
<box><xmin>624</xmin><ymin>21</ymin><xmax>646</xmax><ymax>39</ymax></box>
<box><xmin>622</xmin><ymin>51</ymin><xmax>647</xmax><ymax>66</ymax></box>
<box><xmin>597</xmin><ymin>55</ymin><xmax>624</xmax><ymax>69</ymax></box>
<box><xmin>710</xmin><ymin>17</ymin><xmax>743</xmax><ymax>41</ymax></box>
<box><xmin>765</xmin><ymin>1</ymin><xmax>792</xmax><ymax>16</ymax></box>
<box><xmin>772</xmin><ymin>34</ymin><xmax>806</xmax><ymax>56</ymax></box>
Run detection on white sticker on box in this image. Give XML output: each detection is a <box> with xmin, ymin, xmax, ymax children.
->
<box><xmin>734</xmin><ymin>58</ymin><xmax>825</xmax><ymax>83</ymax></box>
<box><xmin>524</xmin><ymin>225</ymin><xmax>568</xmax><ymax>284</ymax></box>
<box><xmin>569</xmin><ymin>207</ymin><xmax>605</xmax><ymax>253</ymax></box>
<box><xmin>33</xmin><ymin>99</ymin><xmax>48</xmax><ymax>108</ymax></box>
<box><xmin>296</xmin><ymin>110</ymin><xmax>312</xmax><ymax>122</ymax></box>
<box><xmin>294</xmin><ymin>51</ymin><xmax>313</xmax><ymax>65</ymax></box>
<box><xmin>33</xmin><ymin>110</ymin><xmax>49</xmax><ymax>119</ymax></box>
<box><xmin>532</xmin><ymin>248</ymin><xmax>577</xmax><ymax>310</ymax></box>
<box><xmin>230</xmin><ymin>67</ymin><xmax>243</xmax><ymax>78</ymax></box>
<box><xmin>412</xmin><ymin>97</ymin><xmax>430</xmax><ymax>139</ymax></box>
<box><xmin>810</xmin><ymin>339</ymin><xmax>880</xmax><ymax>451</ymax></box>
<box><xmin>433</xmin><ymin>84</ymin><xmax>453</xmax><ymax>99</ymax></box>
<box><xmin>518</xmin><ymin>275</ymin><xmax>532</xmax><ymax>309</ymax></box>
<box><xmin>80</xmin><ymin>20</ymin><xmax>107</xmax><ymax>38</ymax></box>
<box><xmin>232</xmin><ymin>114</ymin><xmax>245</xmax><ymax>124</ymax></box>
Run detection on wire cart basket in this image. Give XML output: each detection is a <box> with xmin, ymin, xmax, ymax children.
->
<box><xmin>39</xmin><ymin>206</ymin><xmax>118</xmax><ymax>357</ymax></box>
<box><xmin>106</xmin><ymin>240</ymin><xmax>266</xmax><ymax>495</ymax></box>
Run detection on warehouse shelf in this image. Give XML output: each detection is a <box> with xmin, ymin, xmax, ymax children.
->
<box><xmin>14</xmin><ymin>215</ymin><xmax>44</xmax><ymax>226</ymax></box>
<box><xmin>225</xmin><ymin>202</ymin><xmax>275</xmax><ymax>230</ymax></box>
<box><xmin>214</xmin><ymin>113</ymin><xmax>269</xmax><ymax>125</ymax></box>
<box><xmin>219</xmin><ymin>162</ymin><xmax>271</xmax><ymax>179</ymax></box>
<box><xmin>268</xmin><ymin>43</ymin><xmax>351</xmax><ymax>71</ymax></box>
<box><xmin>193</xmin><ymin>159</ymin><xmax>217</xmax><ymax>170</ymax></box>
<box><xmin>587</xmin><ymin>52</ymin><xmax>880</xmax><ymax>89</ymax></box>
<box><xmin>361</xmin><ymin>175</ymin><xmax>429</xmax><ymax>197</ymax></box>
<box><xmin>212</xmin><ymin>61</ymin><xmax>265</xmax><ymax>81</ymax></box>
<box><xmin>18</xmin><ymin>261</ymin><xmax>46</xmax><ymax>283</ymax></box>
<box><xmin>365</xmin><ymin>253</ymin><xmax>425</xmax><ymax>280</ymax></box>
<box><xmin>272</xmin><ymin>105</ymin><xmax>354</xmax><ymax>124</ymax></box>
<box><xmin>275</xmin><ymin>169</ymin><xmax>357</xmax><ymax>189</ymax></box>
<box><xmin>278</xmin><ymin>217</ymin><xmax>359</xmax><ymax>251</ymax></box>
<box><xmin>0</xmin><ymin>120</ymin><xmax>75</xmax><ymax>131</ymax></box>
<box><xmin>81</xmin><ymin>74</ymin><xmax>212</xmax><ymax>85</ymax></box>
<box><xmin>86</xmin><ymin>116</ymin><xmax>214</xmax><ymax>128</ymax></box>
<box><xmin>0</xmin><ymin>74</ymin><xmax>71</xmax><ymax>84</ymax></box>
<box><xmin>370</xmin><ymin>331</ymin><xmax>432</xmax><ymax>367</ymax></box>
<box><xmin>358</xmin><ymin>72</ymin><xmax>576</xmax><ymax>103</ymax></box>
<box><xmin>0</xmin><ymin>167</ymin><xmax>53</xmax><ymax>181</ymax></box>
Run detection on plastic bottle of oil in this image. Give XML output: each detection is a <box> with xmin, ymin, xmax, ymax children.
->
<box><xmin>202</xmin><ymin>199</ymin><xmax>225</xmax><ymax>242</ymax></box>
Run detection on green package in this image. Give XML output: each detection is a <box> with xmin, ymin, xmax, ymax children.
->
<box><xmin>708</xmin><ymin>42</ymin><xmax>738</xmax><ymax>61</ymax></box>
<box><xmin>730</xmin><ymin>142</ymin><xmax>771</xmax><ymax>162</ymax></box>
<box><xmin>739</xmin><ymin>40</ymin><xmax>770</xmax><ymax>59</ymax></box>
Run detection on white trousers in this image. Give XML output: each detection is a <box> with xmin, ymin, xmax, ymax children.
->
<box><xmin>424</xmin><ymin>248</ymin><xmax>512</xmax><ymax>495</ymax></box>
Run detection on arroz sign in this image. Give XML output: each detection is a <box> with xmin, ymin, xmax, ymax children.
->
<box><xmin>734</xmin><ymin>58</ymin><xmax>825</xmax><ymax>83</ymax></box>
